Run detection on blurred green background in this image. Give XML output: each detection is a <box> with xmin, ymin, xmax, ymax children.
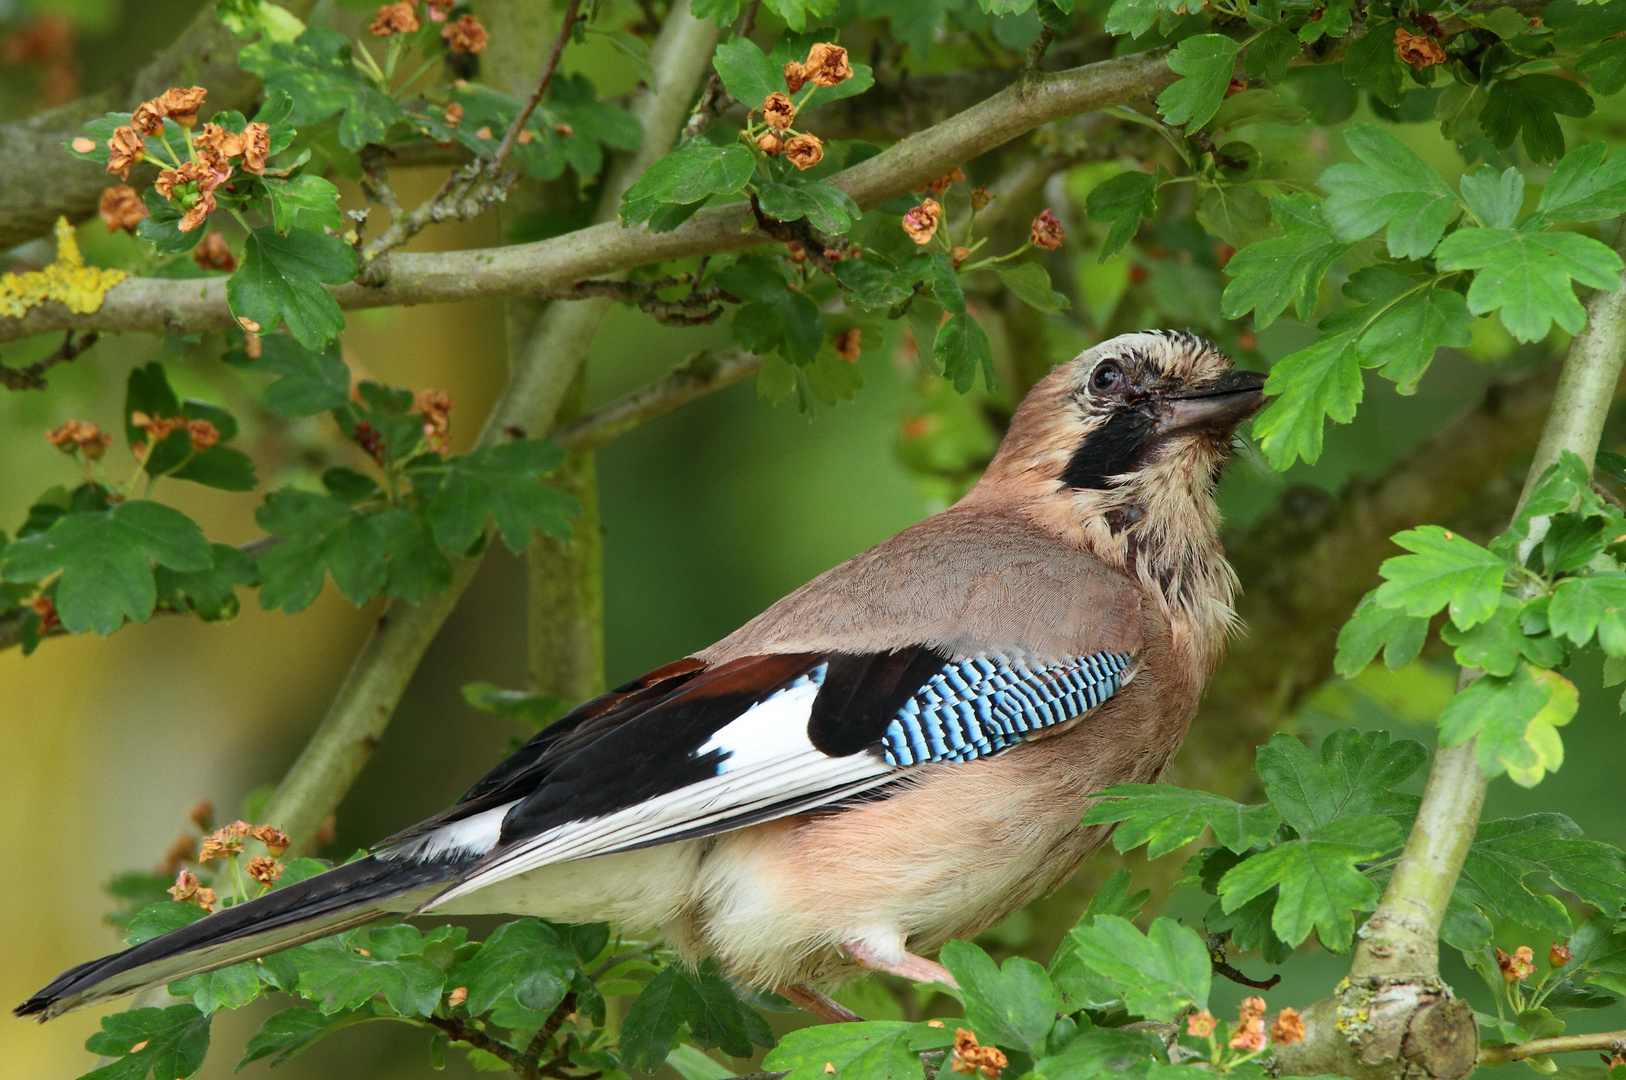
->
<box><xmin>7</xmin><ymin>0</ymin><xmax>1626</xmax><ymax>1077</ymax></box>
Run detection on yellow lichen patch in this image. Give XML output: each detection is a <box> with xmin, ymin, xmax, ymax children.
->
<box><xmin>0</xmin><ymin>217</ymin><xmax>127</xmax><ymax>319</ymax></box>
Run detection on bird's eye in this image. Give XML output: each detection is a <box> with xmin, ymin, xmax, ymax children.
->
<box><xmin>1091</xmin><ymin>361</ymin><xmax>1125</xmax><ymax>393</ymax></box>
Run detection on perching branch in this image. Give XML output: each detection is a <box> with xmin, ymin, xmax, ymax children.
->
<box><xmin>1274</xmin><ymin>221</ymin><xmax>1626</xmax><ymax>1080</ymax></box>
<box><xmin>0</xmin><ymin>46</ymin><xmax>1177</xmax><ymax>344</ymax></box>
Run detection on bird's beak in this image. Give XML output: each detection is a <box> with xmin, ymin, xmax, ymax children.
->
<box><xmin>1156</xmin><ymin>369</ymin><xmax>1267</xmax><ymax>437</ymax></box>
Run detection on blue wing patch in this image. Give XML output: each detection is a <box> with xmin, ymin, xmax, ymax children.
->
<box><xmin>880</xmin><ymin>652</ymin><xmax>1133</xmax><ymax>767</ymax></box>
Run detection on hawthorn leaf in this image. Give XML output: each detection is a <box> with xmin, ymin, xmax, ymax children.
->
<box><xmin>1459</xmin><ymin>166</ymin><xmax>1525</xmax><ymax>230</ymax></box>
<box><xmin>992</xmin><ymin>262</ymin><xmax>1069</xmax><ymax>313</ymax></box>
<box><xmin>940</xmin><ymin>941</ymin><xmax>1061</xmax><ymax>1055</ymax></box>
<box><xmin>1156</xmin><ymin>36</ymin><xmax>1241</xmax><ymax>129</ymax></box>
<box><xmin>935</xmin><ymin>312</ymin><xmax>996</xmax><ymax>393</ymax></box>
<box><xmin>1373</xmin><ymin>525</ymin><xmax>1507</xmax><ymax>630</ymax></box>
<box><xmin>1334</xmin><ymin>592</ymin><xmax>1428</xmax><ymax>676</ymax></box>
<box><xmin>1255</xmin><ymin>728</ymin><xmax>1426</xmax><ymax>834</ymax></box>
<box><xmin>1221</xmin><ymin>194</ymin><xmax>1349</xmax><ymax>328</ymax></box>
<box><xmin>711</xmin><ymin>37</ymin><xmax>779</xmax><ymax>110</ymax></box>
<box><xmin>82</xmin><ymin>1004</ymin><xmax>211</xmax><ymax>1080</ymax></box>
<box><xmin>227</xmin><ymin>227</ymin><xmax>357</xmax><ymax>350</ymax></box>
<box><xmin>1482</xmin><ymin>74</ymin><xmax>1595</xmax><ymax>164</ymax></box>
<box><xmin>1457</xmin><ymin>814</ymin><xmax>1626</xmax><ymax>935</ymax></box>
<box><xmin>225</xmin><ymin>334</ymin><xmax>352</xmax><ymax>417</ymax></box>
<box><xmin>1547</xmin><ymin>573</ymin><xmax>1626</xmax><ymax>654</ymax></box>
<box><xmin>239</xmin><ymin>1007</ymin><xmax>367</xmax><ymax>1069</ymax></box>
<box><xmin>1434</xmin><ymin>226</ymin><xmax>1623</xmax><ymax>343</ymax></box>
<box><xmin>1253</xmin><ymin>324</ymin><xmax>1361</xmax><ymax>469</ymax></box>
<box><xmin>1085</xmin><ymin>169</ymin><xmax>1158</xmax><ymax>259</ymax></box>
<box><xmin>766</xmin><ymin>1022</ymin><xmax>946</xmax><ymax>1080</ymax></box>
<box><xmin>422</xmin><ymin>439</ymin><xmax>576</xmax><ymax>554</ymax></box>
<box><xmin>1083</xmin><ymin>783</ymin><xmax>1280</xmax><ymax>857</ymax></box>
<box><xmin>1438</xmin><ymin>662</ymin><xmax>1578</xmax><ymax>786</ymax></box>
<box><xmin>1320</xmin><ymin>123</ymin><xmax>1459</xmax><ymax>259</ymax></box>
<box><xmin>1065</xmin><ymin>915</ymin><xmax>1210</xmax><ymax>1021</ymax></box>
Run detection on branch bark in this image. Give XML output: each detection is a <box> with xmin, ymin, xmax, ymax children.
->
<box><xmin>1273</xmin><ymin>222</ymin><xmax>1626</xmax><ymax>1080</ymax></box>
<box><xmin>253</xmin><ymin>1</ymin><xmax>719</xmax><ymax>854</ymax></box>
<box><xmin>0</xmin><ymin>0</ymin><xmax>317</xmax><ymax>250</ymax></box>
<box><xmin>0</xmin><ymin>46</ymin><xmax>1175</xmax><ymax>344</ymax></box>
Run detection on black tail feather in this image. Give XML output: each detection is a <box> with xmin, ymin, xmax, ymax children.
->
<box><xmin>15</xmin><ymin>853</ymin><xmax>467</xmax><ymax>1021</ymax></box>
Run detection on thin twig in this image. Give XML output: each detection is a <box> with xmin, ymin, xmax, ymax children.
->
<box><xmin>1479</xmin><ymin>1031</ymin><xmax>1626</xmax><ymax>1064</ymax></box>
<box><xmin>520</xmin><ymin>993</ymin><xmax>576</xmax><ymax>1080</ymax></box>
<box><xmin>1024</xmin><ymin>25</ymin><xmax>1057</xmax><ymax>70</ymax></box>
<box><xmin>0</xmin><ymin>329</ymin><xmax>96</xmax><ymax>390</ymax></box>
<box><xmin>423</xmin><ymin>1014</ymin><xmax>528</xmax><ymax>1071</ymax></box>
<box><xmin>551</xmin><ymin>348</ymin><xmax>761</xmax><ymax>452</ymax></box>
<box><xmin>537</xmin><ymin>276</ymin><xmax>733</xmax><ymax>325</ymax></box>
<box><xmin>491</xmin><ymin>0</ymin><xmax>584</xmax><ymax>177</ymax></box>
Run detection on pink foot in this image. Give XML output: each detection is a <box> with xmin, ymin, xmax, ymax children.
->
<box><xmin>845</xmin><ymin>941</ymin><xmax>959</xmax><ymax>988</ymax></box>
<box><xmin>781</xmin><ymin>984</ymin><xmax>864</xmax><ymax>1023</ymax></box>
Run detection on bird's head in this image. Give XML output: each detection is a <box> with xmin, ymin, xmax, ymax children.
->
<box><xmin>970</xmin><ymin>330</ymin><xmax>1264</xmax><ymax>667</ymax></box>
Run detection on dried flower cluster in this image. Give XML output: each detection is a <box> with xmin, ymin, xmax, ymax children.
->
<box><xmin>833</xmin><ymin>328</ymin><xmax>862</xmax><ymax>362</ymax></box>
<box><xmin>918</xmin><ymin>167</ymin><xmax>964</xmax><ymax>195</ymax></box>
<box><xmin>783</xmin><ymin>42</ymin><xmax>854</xmax><ymax>92</ymax></box>
<box><xmin>1271</xmin><ymin>1006</ymin><xmax>1305</xmax><ymax>1045</ymax></box>
<box><xmin>1394</xmin><ymin>27</ymin><xmax>1447</xmax><ymax>70</ymax></box>
<box><xmin>193</xmin><ymin>230</ymin><xmax>237</xmax><ymax>272</ymax></box>
<box><xmin>442</xmin><ymin>13</ymin><xmax>489</xmax><ymax>53</ymax></box>
<box><xmin>1186</xmin><ymin>1009</ymin><xmax>1217</xmax><ymax>1037</ymax></box>
<box><xmin>130</xmin><ymin>411</ymin><xmax>220</xmax><ymax>453</ymax></box>
<box><xmin>414</xmin><ymin>388</ymin><xmax>453</xmax><ymax>451</ymax></box>
<box><xmin>46</xmin><ymin>419</ymin><xmax>112</xmax><ymax>459</ymax></box>
<box><xmin>30</xmin><ymin>595</ymin><xmax>59</xmax><ymax>633</ymax></box>
<box><xmin>762</xmin><ymin>91</ymin><xmax>797</xmax><ymax>131</ymax></box>
<box><xmin>1497</xmin><ymin>944</ymin><xmax>1537</xmax><ymax>983</ymax></box>
<box><xmin>369</xmin><ymin>1</ymin><xmax>420</xmax><ymax>35</ymax></box>
<box><xmin>1551</xmin><ymin>942</ymin><xmax>1573</xmax><ymax>967</ymax></box>
<box><xmin>1228</xmin><ymin>996</ymin><xmax>1267</xmax><ymax>1052</ymax></box>
<box><xmin>246</xmin><ymin>855</ymin><xmax>284</xmax><ymax>886</ymax></box>
<box><xmin>903</xmin><ymin>198</ymin><xmax>942</xmax><ymax>245</ymax></box>
<box><xmin>950</xmin><ymin>1029</ymin><xmax>1007</xmax><ymax>1080</ymax></box>
<box><xmin>169</xmin><ymin>869</ymin><xmax>218</xmax><ymax>911</ymax></box>
<box><xmin>1030</xmin><ymin>208</ymin><xmax>1066</xmax><ymax>250</ymax></box>
<box><xmin>98</xmin><ymin>184</ymin><xmax>148</xmax><ymax>233</ymax></box>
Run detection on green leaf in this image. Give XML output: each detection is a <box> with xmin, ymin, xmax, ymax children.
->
<box><xmin>1066</xmin><ymin>915</ymin><xmax>1210</xmax><ymax>1021</ymax></box>
<box><xmin>1320</xmin><ymin>123</ymin><xmax>1459</xmax><ymax>259</ymax></box>
<box><xmin>1156</xmin><ymin>36</ymin><xmax>1241</xmax><ymax>129</ymax></box>
<box><xmin>992</xmin><ymin>262</ymin><xmax>1069</xmax><ymax>313</ymax></box>
<box><xmin>1374</xmin><ymin>525</ymin><xmax>1508</xmax><ymax>630</ymax></box>
<box><xmin>935</xmin><ymin>311</ymin><xmax>996</xmax><ymax>393</ymax></box>
<box><xmin>124</xmin><ymin>361</ymin><xmax>181</xmax><ymax>445</ymax></box>
<box><xmin>620</xmin><ymin>142</ymin><xmax>755</xmax><ymax>226</ymax></box>
<box><xmin>766</xmin><ymin>1022</ymin><xmax>944</xmax><ymax>1080</ymax></box>
<box><xmin>1199</xmin><ymin>180</ymin><xmax>1275</xmax><ymax>249</ymax></box>
<box><xmin>756</xmin><ymin>180</ymin><xmax>861</xmax><ymax>234</ymax></box>
<box><xmin>1438</xmin><ymin>662</ymin><xmax>1578</xmax><ymax>786</ymax></box>
<box><xmin>1242</xmin><ymin>29</ymin><xmax>1300</xmax><ymax>85</ymax></box>
<box><xmin>1436</xmin><ymin>78</ymin><xmax>1489</xmax><ymax>146</ymax></box>
<box><xmin>1335</xmin><ymin>592</ymin><xmax>1428</xmax><ymax>675</ymax></box>
<box><xmin>1459</xmin><ymin>166</ymin><xmax>1526</xmax><ymax>230</ymax></box>
<box><xmin>239</xmin><ymin>1007</ymin><xmax>366</xmax><ymax>1069</ymax></box>
<box><xmin>1341</xmin><ymin>18</ymin><xmax>1405</xmax><ymax>107</ymax></box>
<box><xmin>1548</xmin><ymin>573</ymin><xmax>1626</xmax><ymax>654</ymax></box>
<box><xmin>265</xmin><ymin>174</ymin><xmax>344</xmax><ymax>235</ymax></box>
<box><xmin>1434</xmin><ymin>226</ymin><xmax>1623</xmax><ymax>343</ymax></box>
<box><xmin>1221</xmin><ymin>194</ymin><xmax>1349</xmax><ymax>328</ymax></box>
<box><xmin>1579</xmin><ymin>38</ymin><xmax>1626</xmax><ymax>97</ymax></box>
<box><xmin>125</xmin><ymin>900</ymin><xmax>208</xmax><ymax>944</ymax></box>
<box><xmin>711</xmin><ymin>37</ymin><xmax>780</xmax><ymax>110</ymax></box>
<box><xmin>421</xmin><ymin>439</ymin><xmax>577</xmax><ymax>554</ymax></box>
<box><xmin>155</xmin><ymin>542</ymin><xmax>257</xmax><ymax>621</ymax></box>
<box><xmin>621</xmin><ymin>965</ymin><xmax>776</xmax><ymax>1071</ymax></box>
<box><xmin>1482</xmin><ymin>74</ymin><xmax>1595</xmax><ymax>164</ymax></box>
<box><xmin>1346</xmin><ymin>274</ymin><xmax>1473</xmax><ymax>394</ymax></box>
<box><xmin>1457</xmin><ymin>814</ymin><xmax>1626</xmax><ymax>936</ymax></box>
<box><xmin>82</xmin><ymin>1004</ymin><xmax>210</xmax><ymax>1080</ymax></box>
<box><xmin>290</xmin><ymin>931</ymin><xmax>446</xmax><ymax>1017</ymax></box>
<box><xmin>720</xmin><ymin>258</ymin><xmax>825</xmax><ymax>364</ymax></box>
<box><xmin>170</xmin><ymin>961</ymin><xmax>263</xmax><ymax>1014</ymax></box>
<box><xmin>254</xmin><ymin>490</ymin><xmax>384</xmax><ymax>610</ymax></box>
<box><xmin>1441</xmin><ymin>596</ymin><xmax>1564</xmax><ymax>677</ymax></box>
<box><xmin>1085</xmin><ymin>169</ymin><xmax>1158</xmax><ymax>259</ymax></box>
<box><xmin>225</xmin><ymin>334</ymin><xmax>352</xmax><ymax>416</ymax></box>
<box><xmin>1083</xmin><ymin>783</ymin><xmax>1280</xmax><ymax>858</ymax></box>
<box><xmin>1219</xmin><ymin>816</ymin><xmax>1403</xmax><ymax>949</ymax></box>
<box><xmin>1253</xmin><ymin>324</ymin><xmax>1361</xmax><ymax>469</ymax></box>
<box><xmin>2</xmin><ymin>501</ymin><xmax>212</xmax><ymax>635</ymax></box>
<box><xmin>1102</xmin><ymin>0</ymin><xmax>1191</xmax><ymax>38</ymax></box>
<box><xmin>172</xmin><ymin>446</ymin><xmax>257</xmax><ymax>491</ymax></box>
<box><xmin>227</xmin><ymin>227</ymin><xmax>357</xmax><ymax>350</ymax></box>
<box><xmin>1256</xmin><ymin>728</ymin><xmax>1426</xmax><ymax>834</ymax></box>
<box><xmin>446</xmin><ymin>919</ymin><xmax>575</xmax><ymax>1016</ymax></box>
<box><xmin>939</xmin><ymin>941</ymin><xmax>1061</xmax><ymax>1055</ymax></box>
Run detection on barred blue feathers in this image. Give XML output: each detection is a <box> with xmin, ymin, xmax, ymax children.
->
<box><xmin>879</xmin><ymin>652</ymin><xmax>1132</xmax><ymax>767</ymax></box>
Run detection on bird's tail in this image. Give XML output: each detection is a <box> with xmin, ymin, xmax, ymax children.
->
<box><xmin>14</xmin><ymin>853</ymin><xmax>466</xmax><ymax>1021</ymax></box>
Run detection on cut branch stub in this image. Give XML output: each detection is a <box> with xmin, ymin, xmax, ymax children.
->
<box><xmin>1272</xmin><ymin>980</ymin><xmax>1476</xmax><ymax>1080</ymax></box>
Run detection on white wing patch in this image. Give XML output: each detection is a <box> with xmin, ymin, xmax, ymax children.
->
<box><xmin>378</xmin><ymin>801</ymin><xmax>515</xmax><ymax>863</ymax></box>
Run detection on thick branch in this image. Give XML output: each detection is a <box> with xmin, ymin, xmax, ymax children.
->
<box><xmin>0</xmin><ymin>47</ymin><xmax>1175</xmax><ymax>344</ymax></box>
<box><xmin>0</xmin><ymin>0</ymin><xmax>316</xmax><ymax>250</ymax></box>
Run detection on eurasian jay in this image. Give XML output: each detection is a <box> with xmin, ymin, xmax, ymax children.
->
<box><xmin>18</xmin><ymin>330</ymin><xmax>1265</xmax><ymax>1025</ymax></box>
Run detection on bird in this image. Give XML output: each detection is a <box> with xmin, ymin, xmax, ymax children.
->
<box><xmin>17</xmin><ymin>329</ymin><xmax>1265</xmax><ymax>1026</ymax></box>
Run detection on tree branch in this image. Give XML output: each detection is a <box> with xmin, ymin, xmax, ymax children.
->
<box><xmin>550</xmin><ymin>348</ymin><xmax>761</xmax><ymax>452</ymax></box>
<box><xmin>0</xmin><ymin>46</ymin><xmax>1176</xmax><ymax>344</ymax></box>
<box><xmin>0</xmin><ymin>0</ymin><xmax>317</xmax><ymax>250</ymax></box>
<box><xmin>1479</xmin><ymin>1030</ymin><xmax>1626</xmax><ymax>1064</ymax></box>
<box><xmin>0</xmin><ymin>329</ymin><xmax>97</xmax><ymax>389</ymax></box>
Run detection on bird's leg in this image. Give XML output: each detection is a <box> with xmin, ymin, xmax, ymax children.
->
<box><xmin>844</xmin><ymin>941</ymin><xmax>960</xmax><ymax>988</ymax></box>
<box><xmin>781</xmin><ymin>985</ymin><xmax>864</xmax><ymax>1023</ymax></box>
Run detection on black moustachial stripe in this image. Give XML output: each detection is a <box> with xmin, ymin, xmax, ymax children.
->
<box><xmin>1060</xmin><ymin>407</ymin><xmax>1157</xmax><ymax>490</ymax></box>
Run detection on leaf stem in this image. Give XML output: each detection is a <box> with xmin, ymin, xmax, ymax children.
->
<box><xmin>1479</xmin><ymin>1029</ymin><xmax>1626</xmax><ymax>1064</ymax></box>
